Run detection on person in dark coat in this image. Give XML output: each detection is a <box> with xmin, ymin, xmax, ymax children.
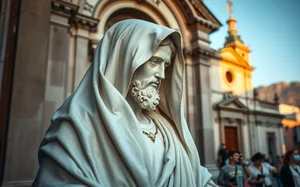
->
<box><xmin>280</xmin><ymin>149</ymin><xmax>300</xmax><ymax>187</ymax></box>
<box><xmin>218</xmin><ymin>143</ymin><xmax>228</xmax><ymax>169</ymax></box>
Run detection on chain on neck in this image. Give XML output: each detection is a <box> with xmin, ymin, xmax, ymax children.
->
<box><xmin>142</xmin><ymin>119</ymin><xmax>159</xmax><ymax>142</ymax></box>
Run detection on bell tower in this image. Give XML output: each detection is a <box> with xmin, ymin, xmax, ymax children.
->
<box><xmin>217</xmin><ymin>0</ymin><xmax>254</xmax><ymax>95</ymax></box>
<box><xmin>224</xmin><ymin>0</ymin><xmax>251</xmax><ymax>64</ymax></box>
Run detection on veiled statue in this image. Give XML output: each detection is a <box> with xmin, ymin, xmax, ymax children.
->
<box><xmin>33</xmin><ymin>19</ymin><xmax>217</xmax><ymax>187</ymax></box>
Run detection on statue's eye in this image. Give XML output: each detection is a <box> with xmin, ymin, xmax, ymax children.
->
<box><xmin>165</xmin><ymin>61</ymin><xmax>171</xmax><ymax>68</ymax></box>
<box><xmin>149</xmin><ymin>59</ymin><xmax>158</xmax><ymax>66</ymax></box>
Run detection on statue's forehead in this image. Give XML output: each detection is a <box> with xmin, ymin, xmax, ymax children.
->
<box><xmin>151</xmin><ymin>46</ymin><xmax>172</xmax><ymax>61</ymax></box>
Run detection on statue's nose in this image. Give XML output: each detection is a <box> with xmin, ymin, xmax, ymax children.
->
<box><xmin>154</xmin><ymin>64</ymin><xmax>165</xmax><ymax>79</ymax></box>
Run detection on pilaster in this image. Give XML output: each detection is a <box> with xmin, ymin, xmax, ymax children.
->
<box><xmin>185</xmin><ymin>27</ymin><xmax>217</xmax><ymax>172</ymax></box>
<box><xmin>73</xmin><ymin>28</ymin><xmax>90</xmax><ymax>89</ymax></box>
<box><xmin>2</xmin><ymin>0</ymin><xmax>52</xmax><ymax>186</ymax></box>
<box><xmin>51</xmin><ymin>0</ymin><xmax>99</xmax><ymax>90</ymax></box>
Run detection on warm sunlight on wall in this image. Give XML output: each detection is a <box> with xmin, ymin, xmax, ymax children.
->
<box><xmin>218</xmin><ymin>49</ymin><xmax>254</xmax><ymax>95</ymax></box>
<box><xmin>280</xmin><ymin>104</ymin><xmax>300</xmax><ymax>128</ymax></box>
<box><xmin>282</xmin><ymin>118</ymin><xmax>299</xmax><ymax>128</ymax></box>
<box><xmin>279</xmin><ymin>104</ymin><xmax>300</xmax><ymax>115</ymax></box>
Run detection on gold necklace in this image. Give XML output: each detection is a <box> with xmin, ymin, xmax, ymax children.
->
<box><xmin>142</xmin><ymin>120</ymin><xmax>159</xmax><ymax>143</ymax></box>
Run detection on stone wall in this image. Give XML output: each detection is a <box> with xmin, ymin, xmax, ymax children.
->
<box><xmin>2</xmin><ymin>1</ymin><xmax>51</xmax><ymax>186</ymax></box>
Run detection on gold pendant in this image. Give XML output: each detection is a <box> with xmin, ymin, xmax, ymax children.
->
<box><xmin>148</xmin><ymin>133</ymin><xmax>156</xmax><ymax>142</ymax></box>
<box><xmin>142</xmin><ymin>119</ymin><xmax>159</xmax><ymax>143</ymax></box>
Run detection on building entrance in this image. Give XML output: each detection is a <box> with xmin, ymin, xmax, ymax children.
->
<box><xmin>225</xmin><ymin>126</ymin><xmax>239</xmax><ymax>151</ymax></box>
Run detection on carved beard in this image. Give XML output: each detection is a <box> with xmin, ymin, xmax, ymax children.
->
<box><xmin>129</xmin><ymin>79</ymin><xmax>160</xmax><ymax>111</ymax></box>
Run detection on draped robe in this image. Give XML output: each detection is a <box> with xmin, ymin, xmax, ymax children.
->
<box><xmin>33</xmin><ymin>19</ymin><xmax>217</xmax><ymax>187</ymax></box>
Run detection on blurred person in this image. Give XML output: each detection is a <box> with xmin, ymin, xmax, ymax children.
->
<box><xmin>295</xmin><ymin>149</ymin><xmax>300</xmax><ymax>166</ymax></box>
<box><xmin>273</xmin><ymin>155</ymin><xmax>283</xmax><ymax>187</ymax></box>
<box><xmin>218</xmin><ymin>150</ymin><xmax>250</xmax><ymax>187</ymax></box>
<box><xmin>239</xmin><ymin>153</ymin><xmax>251</xmax><ymax>187</ymax></box>
<box><xmin>218</xmin><ymin>143</ymin><xmax>228</xmax><ymax>169</ymax></box>
<box><xmin>280</xmin><ymin>149</ymin><xmax>300</xmax><ymax>187</ymax></box>
<box><xmin>248</xmin><ymin>152</ymin><xmax>280</xmax><ymax>187</ymax></box>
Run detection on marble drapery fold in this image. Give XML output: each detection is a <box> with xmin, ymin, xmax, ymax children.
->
<box><xmin>33</xmin><ymin>19</ymin><xmax>216</xmax><ymax>187</ymax></box>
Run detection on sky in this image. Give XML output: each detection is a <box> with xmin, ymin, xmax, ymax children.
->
<box><xmin>203</xmin><ymin>0</ymin><xmax>300</xmax><ymax>87</ymax></box>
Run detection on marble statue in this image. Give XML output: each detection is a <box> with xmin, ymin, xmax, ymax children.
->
<box><xmin>33</xmin><ymin>19</ymin><xmax>217</xmax><ymax>187</ymax></box>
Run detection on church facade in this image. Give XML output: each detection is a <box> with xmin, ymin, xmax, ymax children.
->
<box><xmin>0</xmin><ymin>0</ymin><xmax>284</xmax><ymax>185</ymax></box>
<box><xmin>210</xmin><ymin>13</ymin><xmax>284</xmax><ymax>165</ymax></box>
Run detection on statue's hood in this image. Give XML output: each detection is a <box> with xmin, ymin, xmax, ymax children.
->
<box><xmin>89</xmin><ymin>19</ymin><xmax>186</xmax><ymax>144</ymax></box>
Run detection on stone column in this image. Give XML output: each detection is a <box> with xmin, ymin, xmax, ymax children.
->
<box><xmin>189</xmin><ymin>29</ymin><xmax>217</xmax><ymax>172</ymax></box>
<box><xmin>42</xmin><ymin>13</ymin><xmax>72</xmax><ymax>135</ymax></box>
<box><xmin>70</xmin><ymin>13</ymin><xmax>99</xmax><ymax>90</ymax></box>
<box><xmin>2</xmin><ymin>0</ymin><xmax>51</xmax><ymax>186</ymax></box>
<box><xmin>73</xmin><ymin>29</ymin><xmax>90</xmax><ymax>89</ymax></box>
<box><xmin>278</xmin><ymin>123</ymin><xmax>284</xmax><ymax>155</ymax></box>
<box><xmin>0</xmin><ymin>0</ymin><xmax>19</xmax><ymax>179</ymax></box>
<box><xmin>0</xmin><ymin>0</ymin><xmax>11</xmax><ymax>90</ymax></box>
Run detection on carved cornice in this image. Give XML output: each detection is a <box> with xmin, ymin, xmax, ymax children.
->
<box><xmin>214</xmin><ymin>106</ymin><xmax>248</xmax><ymax>113</ymax></box>
<box><xmin>51</xmin><ymin>0</ymin><xmax>79</xmax><ymax>18</ymax></box>
<box><xmin>194</xmin><ymin>47</ymin><xmax>214</xmax><ymax>57</ymax></box>
<box><xmin>194</xmin><ymin>17</ymin><xmax>219</xmax><ymax>30</ymax></box>
<box><xmin>190</xmin><ymin>0</ymin><xmax>221</xmax><ymax>25</ymax></box>
<box><xmin>186</xmin><ymin>0</ymin><xmax>221</xmax><ymax>33</ymax></box>
<box><xmin>255</xmin><ymin>121</ymin><xmax>282</xmax><ymax>128</ymax></box>
<box><xmin>252</xmin><ymin>111</ymin><xmax>284</xmax><ymax>118</ymax></box>
<box><xmin>175</xmin><ymin>0</ymin><xmax>218</xmax><ymax>32</ymax></box>
<box><xmin>51</xmin><ymin>0</ymin><xmax>99</xmax><ymax>32</ymax></box>
<box><xmin>184</xmin><ymin>46</ymin><xmax>216</xmax><ymax>58</ymax></box>
<box><xmin>214</xmin><ymin>106</ymin><xmax>285</xmax><ymax>120</ymax></box>
<box><xmin>72</xmin><ymin>13</ymin><xmax>99</xmax><ymax>32</ymax></box>
<box><xmin>221</xmin><ymin>117</ymin><xmax>245</xmax><ymax>126</ymax></box>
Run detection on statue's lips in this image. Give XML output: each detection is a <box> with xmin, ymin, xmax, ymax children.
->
<box><xmin>149</xmin><ymin>82</ymin><xmax>160</xmax><ymax>89</ymax></box>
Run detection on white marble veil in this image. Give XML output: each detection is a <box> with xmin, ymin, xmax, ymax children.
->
<box><xmin>33</xmin><ymin>19</ymin><xmax>216</xmax><ymax>187</ymax></box>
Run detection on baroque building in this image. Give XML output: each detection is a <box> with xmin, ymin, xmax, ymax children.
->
<box><xmin>0</xmin><ymin>0</ymin><xmax>284</xmax><ymax>185</ymax></box>
<box><xmin>280</xmin><ymin>104</ymin><xmax>300</xmax><ymax>152</ymax></box>
<box><xmin>210</xmin><ymin>4</ymin><xmax>284</xmax><ymax>166</ymax></box>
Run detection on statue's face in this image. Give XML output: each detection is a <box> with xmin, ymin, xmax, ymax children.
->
<box><xmin>129</xmin><ymin>45</ymin><xmax>172</xmax><ymax>111</ymax></box>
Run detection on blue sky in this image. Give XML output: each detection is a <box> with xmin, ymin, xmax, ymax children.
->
<box><xmin>203</xmin><ymin>0</ymin><xmax>300</xmax><ymax>87</ymax></box>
